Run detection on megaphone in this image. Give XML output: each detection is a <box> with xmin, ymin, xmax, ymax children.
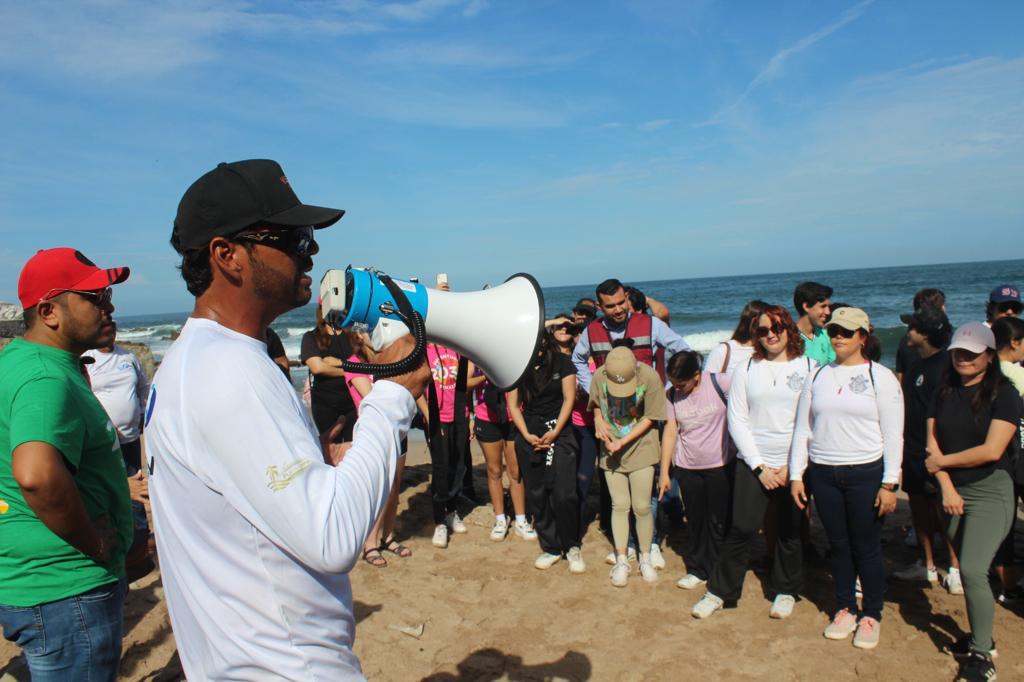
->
<box><xmin>319</xmin><ymin>267</ymin><xmax>545</xmax><ymax>390</ymax></box>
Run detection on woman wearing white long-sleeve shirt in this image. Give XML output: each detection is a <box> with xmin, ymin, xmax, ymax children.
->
<box><xmin>691</xmin><ymin>305</ymin><xmax>813</xmax><ymax>620</ymax></box>
<box><xmin>790</xmin><ymin>307</ymin><xmax>903</xmax><ymax>651</ymax></box>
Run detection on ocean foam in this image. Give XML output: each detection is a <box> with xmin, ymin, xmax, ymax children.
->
<box><xmin>682</xmin><ymin>329</ymin><xmax>733</xmax><ymax>354</ymax></box>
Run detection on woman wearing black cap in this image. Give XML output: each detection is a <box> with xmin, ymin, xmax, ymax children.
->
<box><xmin>926</xmin><ymin>322</ymin><xmax>1021</xmax><ymax>681</ymax></box>
<box><xmin>790</xmin><ymin>307</ymin><xmax>903</xmax><ymax>650</ymax></box>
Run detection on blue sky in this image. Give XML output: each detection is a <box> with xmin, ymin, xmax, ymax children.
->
<box><xmin>1</xmin><ymin>0</ymin><xmax>1022</xmax><ymax>315</ymax></box>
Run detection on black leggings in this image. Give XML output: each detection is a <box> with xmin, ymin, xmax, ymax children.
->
<box><xmin>427</xmin><ymin>421</ymin><xmax>469</xmax><ymax>524</ymax></box>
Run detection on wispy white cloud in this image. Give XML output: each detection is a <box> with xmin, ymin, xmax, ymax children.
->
<box><xmin>638</xmin><ymin>118</ymin><xmax>673</xmax><ymax>131</ymax></box>
<box><xmin>0</xmin><ymin>0</ymin><xmax>486</xmax><ymax>81</ymax></box>
<box><xmin>368</xmin><ymin>41</ymin><xmax>583</xmax><ymax>70</ymax></box>
<box><xmin>702</xmin><ymin>0</ymin><xmax>875</xmax><ymax>126</ymax></box>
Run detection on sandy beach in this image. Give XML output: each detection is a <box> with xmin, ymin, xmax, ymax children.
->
<box><xmin>2</xmin><ymin>438</ymin><xmax>1022</xmax><ymax>681</ymax></box>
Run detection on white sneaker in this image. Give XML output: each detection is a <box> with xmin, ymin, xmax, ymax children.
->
<box><xmin>610</xmin><ymin>559</ymin><xmax>630</xmax><ymax>587</ymax></box>
<box><xmin>567</xmin><ymin>546</ymin><xmax>586</xmax><ymax>574</ymax></box>
<box><xmin>432</xmin><ymin>524</ymin><xmax>448</xmax><ymax>548</ymax></box>
<box><xmin>638</xmin><ymin>559</ymin><xmax>658</xmax><ymax>582</ymax></box>
<box><xmin>770</xmin><ymin>594</ymin><xmax>796</xmax><ymax>619</ymax></box>
<box><xmin>944</xmin><ymin>567</ymin><xmax>964</xmax><ymax>595</ymax></box>
<box><xmin>691</xmin><ymin>592</ymin><xmax>724</xmax><ymax>619</ymax></box>
<box><xmin>893</xmin><ymin>560</ymin><xmax>938</xmax><ymax>584</ymax></box>
<box><xmin>855</xmin><ymin>577</ymin><xmax>863</xmax><ymax>600</ymax></box>
<box><xmin>676</xmin><ymin>574</ymin><xmax>706</xmax><ymax>590</ymax></box>
<box><xmin>534</xmin><ymin>552</ymin><xmax>562</xmax><ymax>570</ymax></box>
<box><xmin>605</xmin><ymin>547</ymin><xmax>637</xmax><ymax>565</ymax></box>
<box><xmin>514</xmin><ymin>520</ymin><xmax>537</xmax><ymax>540</ymax></box>
<box><xmin>446</xmin><ymin>512</ymin><xmax>467</xmax><ymax>534</ymax></box>
<box><xmin>649</xmin><ymin>544</ymin><xmax>666</xmax><ymax>570</ymax></box>
<box><xmin>489</xmin><ymin>518</ymin><xmax>508</xmax><ymax>542</ymax></box>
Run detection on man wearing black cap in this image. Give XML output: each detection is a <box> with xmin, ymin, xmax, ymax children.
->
<box><xmin>892</xmin><ymin>306</ymin><xmax>962</xmax><ymax>594</ymax></box>
<box><xmin>145</xmin><ymin>160</ymin><xmax>429</xmax><ymax>679</ymax></box>
<box><xmin>986</xmin><ymin>283</ymin><xmax>1021</xmax><ymax>326</ymax></box>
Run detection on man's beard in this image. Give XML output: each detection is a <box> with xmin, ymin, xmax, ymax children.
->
<box><xmin>251</xmin><ymin>252</ymin><xmax>311</xmax><ymax>310</ymax></box>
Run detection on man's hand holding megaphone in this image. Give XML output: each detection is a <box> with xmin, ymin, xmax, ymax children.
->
<box><xmin>373</xmin><ymin>332</ymin><xmax>432</xmax><ymax>400</ymax></box>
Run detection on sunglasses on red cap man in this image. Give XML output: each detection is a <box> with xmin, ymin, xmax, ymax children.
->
<box><xmin>18</xmin><ymin>248</ymin><xmax>129</xmax><ymax>310</ymax></box>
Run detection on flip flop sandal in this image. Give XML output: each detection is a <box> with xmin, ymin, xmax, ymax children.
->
<box><xmin>381</xmin><ymin>536</ymin><xmax>412</xmax><ymax>559</ymax></box>
<box><xmin>362</xmin><ymin>546</ymin><xmax>387</xmax><ymax>568</ymax></box>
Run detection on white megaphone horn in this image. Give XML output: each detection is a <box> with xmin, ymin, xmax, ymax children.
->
<box><xmin>319</xmin><ymin>267</ymin><xmax>545</xmax><ymax>390</ymax></box>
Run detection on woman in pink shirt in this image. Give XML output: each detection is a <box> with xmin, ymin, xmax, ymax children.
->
<box><xmin>346</xmin><ymin>332</ymin><xmax>412</xmax><ymax>568</ymax></box>
<box><xmin>474</xmin><ymin>373</ymin><xmax>534</xmax><ymax>542</ymax></box>
<box><xmin>657</xmin><ymin>350</ymin><xmax>734</xmax><ymax>590</ymax></box>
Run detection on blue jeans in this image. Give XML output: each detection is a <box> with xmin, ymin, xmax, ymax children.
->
<box><xmin>0</xmin><ymin>579</ymin><xmax>126</xmax><ymax>681</ymax></box>
<box><xmin>808</xmin><ymin>459</ymin><xmax>886</xmax><ymax>620</ymax></box>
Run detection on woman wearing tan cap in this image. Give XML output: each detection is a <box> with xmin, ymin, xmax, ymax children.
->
<box><xmin>589</xmin><ymin>346</ymin><xmax>668</xmax><ymax>587</ymax></box>
<box><xmin>789</xmin><ymin>307</ymin><xmax>903</xmax><ymax>650</ymax></box>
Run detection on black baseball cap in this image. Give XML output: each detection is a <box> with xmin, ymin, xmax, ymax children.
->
<box><xmin>900</xmin><ymin>306</ymin><xmax>950</xmax><ymax>335</ymax></box>
<box><xmin>171</xmin><ymin>159</ymin><xmax>344</xmax><ymax>253</ymax></box>
<box><xmin>573</xmin><ymin>299</ymin><xmax>598</xmax><ymax>316</ymax></box>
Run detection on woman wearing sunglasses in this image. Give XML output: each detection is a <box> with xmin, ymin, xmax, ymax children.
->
<box><xmin>790</xmin><ymin>307</ymin><xmax>903</xmax><ymax>650</ymax></box>
<box><xmin>691</xmin><ymin>306</ymin><xmax>812</xmax><ymax>620</ymax></box>
<box><xmin>924</xmin><ymin>322</ymin><xmax>1020</xmax><ymax>681</ymax></box>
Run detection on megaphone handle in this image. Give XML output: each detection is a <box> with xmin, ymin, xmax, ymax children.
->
<box><xmin>339</xmin><ymin>273</ymin><xmax>428</xmax><ymax>379</ymax></box>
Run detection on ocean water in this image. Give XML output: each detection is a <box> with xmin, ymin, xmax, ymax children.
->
<box><xmin>116</xmin><ymin>259</ymin><xmax>1023</xmax><ymax>388</ymax></box>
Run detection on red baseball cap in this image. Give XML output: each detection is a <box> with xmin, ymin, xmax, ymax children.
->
<box><xmin>18</xmin><ymin>248</ymin><xmax>130</xmax><ymax>310</ymax></box>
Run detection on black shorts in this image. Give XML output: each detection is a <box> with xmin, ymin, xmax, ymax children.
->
<box><xmin>475</xmin><ymin>419</ymin><xmax>512</xmax><ymax>443</ymax></box>
<box><xmin>902</xmin><ymin>455</ymin><xmax>939</xmax><ymax>497</ymax></box>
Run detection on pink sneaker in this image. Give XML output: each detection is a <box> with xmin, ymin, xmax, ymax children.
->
<box><xmin>824</xmin><ymin>608</ymin><xmax>858</xmax><ymax>640</ymax></box>
<box><xmin>853</xmin><ymin>617</ymin><xmax>881</xmax><ymax>650</ymax></box>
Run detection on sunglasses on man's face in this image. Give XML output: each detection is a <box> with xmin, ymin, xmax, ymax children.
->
<box><xmin>756</xmin><ymin>322</ymin><xmax>784</xmax><ymax>338</ymax></box>
<box><xmin>826</xmin><ymin>325</ymin><xmax>858</xmax><ymax>339</ymax></box>
<box><xmin>233</xmin><ymin>225</ymin><xmax>316</xmax><ymax>257</ymax></box>
<box><xmin>997</xmin><ymin>301</ymin><xmax>1022</xmax><ymax>315</ymax></box>
<box><xmin>40</xmin><ymin>287</ymin><xmax>113</xmax><ymax>308</ymax></box>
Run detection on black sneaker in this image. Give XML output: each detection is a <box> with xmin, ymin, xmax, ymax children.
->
<box><xmin>954</xmin><ymin>651</ymin><xmax>996</xmax><ymax>681</ymax></box>
<box><xmin>944</xmin><ymin>635</ymin><xmax>997</xmax><ymax>659</ymax></box>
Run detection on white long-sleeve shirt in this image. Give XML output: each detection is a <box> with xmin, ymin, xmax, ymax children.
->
<box><xmin>146</xmin><ymin>318</ymin><xmax>414</xmax><ymax>681</ymax></box>
<box><xmin>83</xmin><ymin>345</ymin><xmax>149</xmax><ymax>443</ymax></box>
<box><xmin>705</xmin><ymin>339</ymin><xmax>756</xmax><ymax>376</ymax></box>
<box><xmin>727</xmin><ymin>356</ymin><xmax>814</xmax><ymax>469</ymax></box>
<box><xmin>789</xmin><ymin>361</ymin><xmax>904</xmax><ymax>484</ymax></box>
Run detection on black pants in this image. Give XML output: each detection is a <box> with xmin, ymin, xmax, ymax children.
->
<box><xmin>516</xmin><ymin>429</ymin><xmax>580</xmax><ymax>555</ymax></box>
<box><xmin>428</xmin><ymin>420</ymin><xmax>469</xmax><ymax>524</ymax></box>
<box><xmin>573</xmin><ymin>424</ymin><xmax>599</xmax><ymax>542</ymax></box>
<box><xmin>311</xmin><ymin>400</ymin><xmax>356</xmax><ymax>442</ymax></box>
<box><xmin>808</xmin><ymin>459</ymin><xmax>886</xmax><ymax>620</ymax></box>
<box><xmin>708</xmin><ymin>463</ymin><xmax>803</xmax><ymax>601</ymax></box>
<box><xmin>674</xmin><ymin>463</ymin><xmax>733</xmax><ymax>581</ymax></box>
<box><xmin>994</xmin><ymin>482</ymin><xmax>1023</xmax><ymax>566</ymax></box>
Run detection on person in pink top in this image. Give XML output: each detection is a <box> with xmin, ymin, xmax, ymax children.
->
<box><xmin>424</xmin><ymin>343</ymin><xmax>471</xmax><ymax>548</ymax></box>
<box><xmin>473</xmin><ymin>372</ymin><xmax>535</xmax><ymax>542</ymax></box>
<box><xmin>657</xmin><ymin>350</ymin><xmax>734</xmax><ymax>590</ymax></box>
<box><xmin>343</xmin><ymin>332</ymin><xmax>413</xmax><ymax>568</ymax></box>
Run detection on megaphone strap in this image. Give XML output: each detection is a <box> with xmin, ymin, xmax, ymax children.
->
<box><xmin>338</xmin><ymin>272</ymin><xmax>428</xmax><ymax>379</ymax></box>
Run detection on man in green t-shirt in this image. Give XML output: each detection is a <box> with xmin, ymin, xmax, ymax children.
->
<box><xmin>793</xmin><ymin>281</ymin><xmax>836</xmax><ymax>366</ymax></box>
<box><xmin>0</xmin><ymin>247</ymin><xmax>133</xmax><ymax>679</ymax></box>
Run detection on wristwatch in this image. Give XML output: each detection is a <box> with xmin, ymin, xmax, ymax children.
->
<box><xmin>881</xmin><ymin>483</ymin><xmax>899</xmax><ymax>492</ymax></box>
<box><xmin>751</xmin><ymin>465</ymin><xmax>765</xmax><ymax>477</ymax></box>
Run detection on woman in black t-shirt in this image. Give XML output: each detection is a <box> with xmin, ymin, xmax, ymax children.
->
<box><xmin>507</xmin><ymin>333</ymin><xmax>582</xmax><ymax>573</ymax></box>
<box><xmin>300</xmin><ymin>308</ymin><xmax>356</xmax><ymax>441</ymax></box>
<box><xmin>925</xmin><ymin>322</ymin><xmax>1021</xmax><ymax>681</ymax></box>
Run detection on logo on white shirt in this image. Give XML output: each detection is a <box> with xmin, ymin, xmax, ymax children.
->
<box><xmin>849</xmin><ymin>375</ymin><xmax>870</xmax><ymax>395</ymax></box>
<box><xmin>786</xmin><ymin>373</ymin><xmax>805</xmax><ymax>393</ymax></box>
<box><xmin>266</xmin><ymin>459</ymin><xmax>313</xmax><ymax>491</ymax></box>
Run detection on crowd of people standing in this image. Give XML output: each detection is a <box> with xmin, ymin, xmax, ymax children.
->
<box><xmin>2</xmin><ymin>212</ymin><xmax>1022</xmax><ymax>680</ymax></box>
